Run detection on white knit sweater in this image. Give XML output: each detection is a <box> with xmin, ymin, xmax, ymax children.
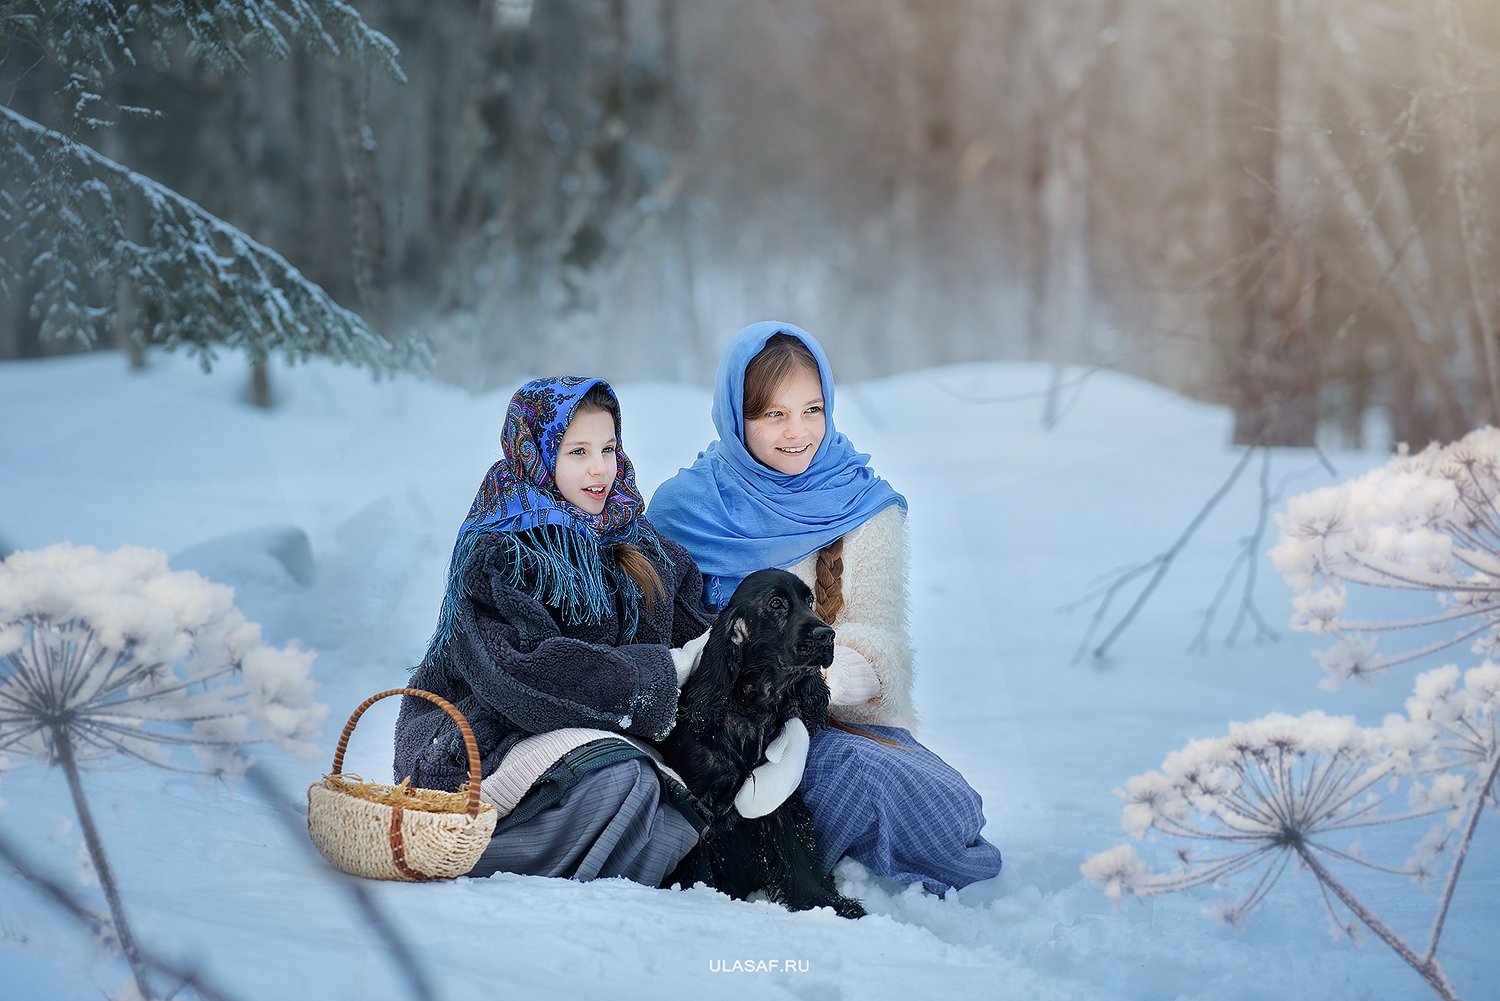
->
<box><xmin>784</xmin><ymin>505</ymin><xmax>917</xmax><ymax>731</ymax></box>
<box><xmin>480</xmin><ymin>728</ymin><xmax>686</xmax><ymax>818</ymax></box>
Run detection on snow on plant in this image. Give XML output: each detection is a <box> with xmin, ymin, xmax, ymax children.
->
<box><xmin>1384</xmin><ymin>663</ymin><xmax>1500</xmax><ymax>889</ymax></box>
<box><xmin>0</xmin><ymin>543</ymin><xmax>324</xmax><ymax>1001</ymax></box>
<box><xmin>1084</xmin><ymin>711</ymin><xmax>1424</xmax><ymax>922</ymax></box>
<box><xmin>1089</xmin><ymin>430</ymin><xmax>1500</xmax><ymax>999</ymax></box>
<box><xmin>1270</xmin><ymin>427</ymin><xmax>1500</xmax><ymax>688</ymax></box>
<box><xmin>1397</xmin><ymin>662</ymin><xmax>1500</xmax><ymax>788</ymax></box>
<box><xmin>1084</xmin><ymin>700</ymin><xmax>1489</xmax><ymax>1000</ymax></box>
<box><xmin>0</xmin><ymin>543</ymin><xmax>323</xmax><ymax>769</ymax></box>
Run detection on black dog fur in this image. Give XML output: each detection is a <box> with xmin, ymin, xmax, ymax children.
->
<box><xmin>659</xmin><ymin>568</ymin><xmax>865</xmax><ymax>918</ymax></box>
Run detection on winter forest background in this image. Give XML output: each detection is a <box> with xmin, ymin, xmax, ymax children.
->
<box><xmin>4</xmin><ymin>2</ymin><xmax>1500</xmax><ymax>1000</ymax></box>
<box><xmin>5</xmin><ymin>0</ymin><xmax>1500</xmax><ymax>446</ymax></box>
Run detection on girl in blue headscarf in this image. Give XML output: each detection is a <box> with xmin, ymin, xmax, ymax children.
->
<box><xmin>650</xmin><ymin>323</ymin><xmax>1003</xmax><ymax>894</ymax></box>
<box><xmin>394</xmin><ymin>377</ymin><xmax>802</xmax><ymax>885</ymax></box>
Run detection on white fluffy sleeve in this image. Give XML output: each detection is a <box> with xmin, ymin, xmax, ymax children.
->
<box><xmin>789</xmin><ymin>505</ymin><xmax>917</xmax><ymax>731</ymax></box>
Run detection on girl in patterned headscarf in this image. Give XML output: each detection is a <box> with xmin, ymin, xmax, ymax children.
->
<box><xmin>394</xmin><ymin>376</ymin><xmax>801</xmax><ymax>885</ymax></box>
<box><xmin>422</xmin><ymin>376</ymin><xmax>671</xmax><ymax>661</ymax></box>
<box><xmin>390</xmin><ymin>379</ymin><xmax>684</xmax><ymax>882</ymax></box>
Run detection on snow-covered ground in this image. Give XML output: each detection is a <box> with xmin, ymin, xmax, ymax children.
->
<box><xmin>0</xmin><ymin>351</ymin><xmax>1493</xmax><ymax>1001</ymax></box>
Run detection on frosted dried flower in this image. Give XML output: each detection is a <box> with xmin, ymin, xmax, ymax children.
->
<box><xmin>0</xmin><ymin>543</ymin><xmax>326</xmax><ymax>1001</ymax></box>
<box><xmin>1084</xmin><ymin>711</ymin><xmax>1440</xmax><ymax>924</ymax></box>
<box><xmin>1271</xmin><ymin>428</ymin><xmax>1500</xmax><ymax>688</ymax></box>
<box><xmin>0</xmin><ymin>543</ymin><xmax>324</xmax><ymax>774</ymax></box>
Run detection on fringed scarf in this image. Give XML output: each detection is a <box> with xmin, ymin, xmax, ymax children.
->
<box><xmin>422</xmin><ymin>376</ymin><xmax>666</xmax><ymax>664</ymax></box>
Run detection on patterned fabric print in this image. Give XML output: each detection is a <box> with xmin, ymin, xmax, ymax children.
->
<box><xmin>463</xmin><ymin>376</ymin><xmax>645</xmax><ymax>542</ymax></box>
<box><xmin>422</xmin><ymin>377</ymin><xmax>659</xmax><ymax>662</ymax></box>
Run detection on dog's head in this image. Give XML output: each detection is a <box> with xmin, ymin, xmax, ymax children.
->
<box><xmin>681</xmin><ymin>569</ymin><xmax>835</xmax><ymax>732</ymax></box>
<box><xmin>721</xmin><ymin>569</ymin><xmax>835</xmax><ymax>674</ymax></box>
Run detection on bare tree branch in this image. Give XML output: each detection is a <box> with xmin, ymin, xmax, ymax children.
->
<box><xmin>1440</xmin><ymin>0</ymin><xmax>1500</xmax><ymax>421</ymax></box>
<box><xmin>242</xmin><ymin>765</ymin><xmax>439</xmax><ymax>1001</ymax></box>
<box><xmin>0</xmin><ymin>832</ymin><xmax>245</xmax><ymax>1001</ymax></box>
<box><xmin>1074</xmin><ymin>444</ymin><xmax>1261</xmax><ymax>661</ymax></box>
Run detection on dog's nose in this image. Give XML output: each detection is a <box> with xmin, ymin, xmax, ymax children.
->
<box><xmin>810</xmin><ymin>625</ymin><xmax>834</xmax><ymax>646</ymax></box>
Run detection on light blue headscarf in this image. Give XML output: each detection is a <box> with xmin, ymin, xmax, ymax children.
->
<box><xmin>648</xmin><ymin>321</ymin><xmax>906</xmax><ymax>609</ymax></box>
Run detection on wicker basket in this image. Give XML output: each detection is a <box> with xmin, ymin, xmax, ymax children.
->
<box><xmin>307</xmin><ymin>688</ymin><xmax>497</xmax><ymax>881</ymax></box>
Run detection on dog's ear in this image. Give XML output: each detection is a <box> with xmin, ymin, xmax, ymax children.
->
<box><xmin>795</xmin><ymin>670</ymin><xmax>832</xmax><ymax>731</ymax></box>
<box><xmin>678</xmin><ymin>613</ymin><xmax>744</xmax><ymax>732</ymax></box>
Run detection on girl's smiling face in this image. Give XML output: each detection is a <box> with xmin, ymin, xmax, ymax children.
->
<box><xmin>554</xmin><ymin>406</ymin><xmax>618</xmax><ymax>514</ymax></box>
<box><xmin>743</xmin><ymin>365</ymin><xmax>826</xmax><ymax>475</ymax></box>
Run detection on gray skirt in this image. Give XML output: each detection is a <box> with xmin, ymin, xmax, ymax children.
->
<box><xmin>468</xmin><ymin>756</ymin><xmax>699</xmax><ymax>885</ymax></box>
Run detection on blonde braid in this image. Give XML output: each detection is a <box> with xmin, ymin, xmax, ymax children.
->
<box><xmin>814</xmin><ymin>537</ymin><xmax>845</xmax><ymax>626</ymax></box>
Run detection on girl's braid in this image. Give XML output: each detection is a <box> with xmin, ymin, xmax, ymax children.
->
<box><xmin>814</xmin><ymin>537</ymin><xmax>845</xmax><ymax>625</ymax></box>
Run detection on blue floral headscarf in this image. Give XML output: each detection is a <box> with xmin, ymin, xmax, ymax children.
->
<box><xmin>648</xmin><ymin>321</ymin><xmax>905</xmax><ymax>609</ymax></box>
<box><xmin>463</xmin><ymin>376</ymin><xmax>645</xmax><ymax>540</ymax></box>
<box><xmin>423</xmin><ymin>376</ymin><xmax>663</xmax><ymax>661</ymax></box>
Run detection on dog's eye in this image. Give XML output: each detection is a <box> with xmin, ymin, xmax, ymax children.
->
<box><xmin>768</xmin><ymin>595</ymin><xmax>787</xmax><ymax>611</ymax></box>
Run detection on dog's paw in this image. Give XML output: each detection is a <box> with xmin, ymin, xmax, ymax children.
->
<box><xmin>833</xmin><ymin>896</ymin><xmax>867</xmax><ymax>919</ymax></box>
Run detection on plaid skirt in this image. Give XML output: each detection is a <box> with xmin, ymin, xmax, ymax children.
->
<box><xmin>800</xmin><ymin>724</ymin><xmax>1003</xmax><ymax>894</ymax></box>
<box><xmin>468</xmin><ymin>756</ymin><xmax>698</xmax><ymax>885</ymax></box>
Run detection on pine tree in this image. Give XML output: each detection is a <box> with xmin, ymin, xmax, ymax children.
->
<box><xmin>0</xmin><ymin>1</ymin><xmax>427</xmax><ymax>374</ymax></box>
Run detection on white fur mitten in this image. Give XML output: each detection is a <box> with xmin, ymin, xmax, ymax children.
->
<box><xmin>733</xmin><ymin>717</ymin><xmax>810</xmax><ymax>819</ymax></box>
<box><xmin>670</xmin><ymin>628</ymin><xmax>712</xmax><ymax>688</ymax></box>
<box><xmin>822</xmin><ymin>643</ymin><xmax>880</xmax><ymax>706</ymax></box>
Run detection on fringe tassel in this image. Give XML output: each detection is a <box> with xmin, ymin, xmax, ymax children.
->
<box><xmin>638</xmin><ymin>520</ymin><xmax>672</xmax><ymax>571</ymax></box>
<box><xmin>421</xmin><ymin>528</ymin><xmax>484</xmax><ymax>667</ymax></box>
<box><xmin>420</xmin><ymin>521</ymin><xmax>659</xmax><ymax>667</ymax></box>
<box><xmin>506</xmin><ymin>524</ymin><xmax>617</xmax><ymax>630</ymax></box>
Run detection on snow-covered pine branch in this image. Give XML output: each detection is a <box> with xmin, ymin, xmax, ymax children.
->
<box><xmin>1271</xmin><ymin>428</ymin><xmax>1500</xmax><ymax>688</ymax></box>
<box><xmin>7</xmin><ymin>0</ymin><xmax>404</xmax><ymax>129</ymax></box>
<box><xmin>1</xmin><ymin>105</ymin><xmax>428</xmax><ymax>374</ymax></box>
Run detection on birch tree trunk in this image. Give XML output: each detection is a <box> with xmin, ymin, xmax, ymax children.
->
<box><xmin>1228</xmin><ymin>0</ymin><xmax>1323</xmax><ymax>447</ymax></box>
<box><xmin>1439</xmin><ymin>0</ymin><xmax>1500</xmax><ymax>427</ymax></box>
<box><xmin>1019</xmin><ymin>1</ymin><xmax>1114</xmax><ymax>427</ymax></box>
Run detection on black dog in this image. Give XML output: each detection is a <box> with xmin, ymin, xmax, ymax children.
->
<box><xmin>660</xmin><ymin>568</ymin><xmax>865</xmax><ymax>918</ymax></box>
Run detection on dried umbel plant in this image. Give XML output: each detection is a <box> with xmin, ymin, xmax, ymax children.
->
<box><xmin>1083</xmin><ymin>712</ymin><xmax>1411</xmax><ymax>919</ymax></box>
<box><xmin>1271</xmin><ymin>427</ymin><xmax>1500</xmax><ymax>689</ymax></box>
<box><xmin>1090</xmin><ymin>427</ymin><xmax>1500</xmax><ymax>1000</ymax></box>
<box><xmin>0</xmin><ymin>543</ymin><xmax>324</xmax><ymax>1000</ymax></box>
<box><xmin>1085</xmin><ymin>670</ymin><xmax>1500</xmax><ymax>1001</ymax></box>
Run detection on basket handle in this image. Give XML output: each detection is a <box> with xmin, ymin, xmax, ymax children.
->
<box><xmin>330</xmin><ymin>688</ymin><xmax>485</xmax><ymax>819</ymax></box>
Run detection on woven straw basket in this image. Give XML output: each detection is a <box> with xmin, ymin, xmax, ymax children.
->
<box><xmin>307</xmin><ymin>688</ymin><xmax>497</xmax><ymax>881</ymax></box>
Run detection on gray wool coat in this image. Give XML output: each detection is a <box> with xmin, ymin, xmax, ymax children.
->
<box><xmin>393</xmin><ymin>520</ymin><xmax>715</xmax><ymax>793</ymax></box>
